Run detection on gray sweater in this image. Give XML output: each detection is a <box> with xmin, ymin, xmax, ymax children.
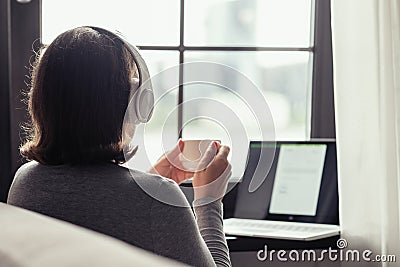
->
<box><xmin>7</xmin><ymin>161</ymin><xmax>231</xmax><ymax>267</ymax></box>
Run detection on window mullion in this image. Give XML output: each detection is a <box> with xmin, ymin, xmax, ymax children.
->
<box><xmin>178</xmin><ymin>0</ymin><xmax>184</xmax><ymax>139</ymax></box>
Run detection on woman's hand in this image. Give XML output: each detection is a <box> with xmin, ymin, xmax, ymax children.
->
<box><xmin>192</xmin><ymin>142</ymin><xmax>232</xmax><ymax>203</ymax></box>
<box><xmin>148</xmin><ymin>139</ymin><xmax>194</xmax><ymax>185</ymax></box>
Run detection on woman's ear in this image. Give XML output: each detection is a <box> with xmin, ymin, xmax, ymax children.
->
<box><xmin>122</xmin><ymin>78</ymin><xmax>141</xmax><ymax>161</ymax></box>
<box><xmin>121</xmin><ymin>120</ymin><xmax>137</xmax><ymax>161</ymax></box>
<box><xmin>130</xmin><ymin>78</ymin><xmax>140</xmax><ymax>94</ymax></box>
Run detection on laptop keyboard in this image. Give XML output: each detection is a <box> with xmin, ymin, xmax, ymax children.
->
<box><xmin>225</xmin><ymin>219</ymin><xmax>332</xmax><ymax>233</ymax></box>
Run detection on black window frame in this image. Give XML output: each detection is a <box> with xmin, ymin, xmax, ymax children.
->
<box><xmin>0</xmin><ymin>0</ymin><xmax>334</xmax><ymax>201</ymax></box>
<box><xmin>136</xmin><ymin>0</ymin><xmax>326</xmax><ymax>139</ymax></box>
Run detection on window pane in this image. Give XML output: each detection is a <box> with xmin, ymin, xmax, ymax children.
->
<box><xmin>185</xmin><ymin>0</ymin><xmax>313</xmax><ymax>47</ymax></box>
<box><xmin>42</xmin><ymin>0</ymin><xmax>180</xmax><ymax>45</ymax></box>
<box><xmin>125</xmin><ymin>51</ymin><xmax>179</xmax><ymax>172</ymax></box>
<box><xmin>140</xmin><ymin>50</ymin><xmax>180</xmax><ymax>80</ymax></box>
<box><xmin>183</xmin><ymin>52</ymin><xmax>311</xmax><ymax>177</ymax></box>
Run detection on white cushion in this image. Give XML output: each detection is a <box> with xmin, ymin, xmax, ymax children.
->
<box><xmin>0</xmin><ymin>203</ymin><xmax>186</xmax><ymax>267</ymax></box>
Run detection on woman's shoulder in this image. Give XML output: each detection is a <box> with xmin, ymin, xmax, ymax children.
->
<box><xmin>12</xmin><ymin>161</ymin><xmax>189</xmax><ymax>206</ymax></box>
<box><xmin>123</xmin><ymin>167</ymin><xmax>190</xmax><ymax>207</ymax></box>
<box><xmin>14</xmin><ymin>161</ymin><xmax>42</xmax><ymax>179</ymax></box>
<box><xmin>111</xmin><ymin>164</ymin><xmax>175</xmax><ymax>188</ymax></box>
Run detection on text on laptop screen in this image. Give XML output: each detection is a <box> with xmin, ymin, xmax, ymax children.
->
<box><xmin>269</xmin><ymin>144</ymin><xmax>327</xmax><ymax>216</ymax></box>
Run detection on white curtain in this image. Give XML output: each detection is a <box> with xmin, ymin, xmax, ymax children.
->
<box><xmin>331</xmin><ymin>0</ymin><xmax>400</xmax><ymax>266</ymax></box>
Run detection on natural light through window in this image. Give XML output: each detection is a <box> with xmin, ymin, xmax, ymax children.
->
<box><xmin>42</xmin><ymin>0</ymin><xmax>314</xmax><ymax>176</ymax></box>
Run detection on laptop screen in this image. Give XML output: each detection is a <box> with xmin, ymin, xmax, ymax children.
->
<box><xmin>234</xmin><ymin>140</ymin><xmax>339</xmax><ymax>225</ymax></box>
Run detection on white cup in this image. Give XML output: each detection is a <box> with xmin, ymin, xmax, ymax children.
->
<box><xmin>179</xmin><ymin>140</ymin><xmax>217</xmax><ymax>172</ymax></box>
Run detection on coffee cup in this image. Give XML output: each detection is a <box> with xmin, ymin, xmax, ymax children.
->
<box><xmin>179</xmin><ymin>139</ymin><xmax>218</xmax><ymax>172</ymax></box>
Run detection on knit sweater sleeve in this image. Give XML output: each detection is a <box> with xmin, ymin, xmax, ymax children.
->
<box><xmin>150</xmin><ymin>178</ymin><xmax>231</xmax><ymax>267</ymax></box>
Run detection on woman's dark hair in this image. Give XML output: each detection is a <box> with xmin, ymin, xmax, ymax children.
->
<box><xmin>21</xmin><ymin>27</ymin><xmax>136</xmax><ymax>165</ymax></box>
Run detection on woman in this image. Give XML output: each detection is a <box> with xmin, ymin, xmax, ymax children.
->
<box><xmin>7</xmin><ymin>27</ymin><xmax>231</xmax><ymax>267</ymax></box>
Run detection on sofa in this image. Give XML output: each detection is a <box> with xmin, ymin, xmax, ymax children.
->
<box><xmin>0</xmin><ymin>203</ymin><xmax>186</xmax><ymax>267</ymax></box>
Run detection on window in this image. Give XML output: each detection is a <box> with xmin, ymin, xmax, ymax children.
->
<box><xmin>42</xmin><ymin>0</ymin><xmax>317</xmax><ymax>176</ymax></box>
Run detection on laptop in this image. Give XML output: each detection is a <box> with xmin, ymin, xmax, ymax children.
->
<box><xmin>224</xmin><ymin>140</ymin><xmax>340</xmax><ymax>241</ymax></box>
